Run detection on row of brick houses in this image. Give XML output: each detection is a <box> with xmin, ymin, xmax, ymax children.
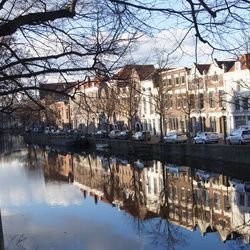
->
<box><xmin>40</xmin><ymin>53</ymin><xmax>250</xmax><ymax>137</ymax></box>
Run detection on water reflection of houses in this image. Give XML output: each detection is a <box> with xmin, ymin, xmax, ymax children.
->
<box><xmin>193</xmin><ymin>170</ymin><xmax>232</xmax><ymax>241</ymax></box>
<box><xmin>164</xmin><ymin>165</ymin><xmax>195</xmax><ymax>231</ymax></box>
<box><xmin>43</xmin><ymin>149</ymin><xmax>74</xmax><ymax>182</ymax></box>
<box><xmin>0</xmin><ymin>135</ymin><xmax>25</xmax><ymax>156</ymax></box>
<box><xmin>73</xmin><ymin>154</ymin><xmax>158</xmax><ymax>220</ymax></box>
<box><xmin>41</xmin><ymin>150</ymin><xmax>250</xmax><ymax>244</ymax></box>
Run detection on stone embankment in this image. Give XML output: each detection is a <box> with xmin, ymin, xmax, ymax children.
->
<box><xmin>87</xmin><ymin>138</ymin><xmax>250</xmax><ymax>165</ymax></box>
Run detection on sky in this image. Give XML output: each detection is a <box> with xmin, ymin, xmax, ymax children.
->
<box><xmin>8</xmin><ymin>0</ymin><xmax>249</xmax><ymax>83</ymax></box>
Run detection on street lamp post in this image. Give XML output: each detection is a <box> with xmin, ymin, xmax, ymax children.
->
<box><xmin>221</xmin><ymin>107</ymin><xmax>227</xmax><ymax>144</ymax></box>
<box><xmin>92</xmin><ymin>117</ymin><xmax>95</xmax><ymax>135</ymax></box>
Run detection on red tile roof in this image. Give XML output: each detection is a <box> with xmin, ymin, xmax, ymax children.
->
<box><xmin>114</xmin><ymin>64</ymin><xmax>155</xmax><ymax>83</ymax></box>
<box><xmin>39</xmin><ymin>82</ymin><xmax>78</xmax><ymax>100</ymax></box>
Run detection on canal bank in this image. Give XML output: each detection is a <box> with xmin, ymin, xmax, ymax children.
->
<box><xmin>88</xmin><ymin>138</ymin><xmax>250</xmax><ymax>165</ymax></box>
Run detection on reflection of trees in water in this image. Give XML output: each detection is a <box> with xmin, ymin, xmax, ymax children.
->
<box><xmin>114</xmin><ymin>160</ymin><xmax>187</xmax><ymax>250</ymax></box>
<box><xmin>123</xmin><ymin>212</ymin><xmax>187</xmax><ymax>250</ymax></box>
<box><xmin>25</xmin><ymin>146</ymin><xmax>43</xmax><ymax>170</ymax></box>
<box><xmin>0</xmin><ymin>135</ymin><xmax>24</xmax><ymax>155</ymax></box>
<box><xmin>146</xmin><ymin>162</ymin><xmax>187</xmax><ymax>250</ymax></box>
<box><xmin>103</xmin><ymin>156</ymin><xmax>124</xmax><ymax>204</ymax></box>
<box><xmin>146</xmin><ymin>219</ymin><xmax>187</xmax><ymax>250</ymax></box>
<box><xmin>5</xmin><ymin>234</ymin><xmax>28</xmax><ymax>250</ymax></box>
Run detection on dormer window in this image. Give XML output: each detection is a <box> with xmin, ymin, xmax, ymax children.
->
<box><xmin>212</xmin><ymin>72</ymin><xmax>218</xmax><ymax>81</ymax></box>
<box><xmin>235</xmin><ymin>62</ymin><xmax>241</xmax><ymax>71</ymax></box>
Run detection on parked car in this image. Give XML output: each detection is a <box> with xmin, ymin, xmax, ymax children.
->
<box><xmin>193</xmin><ymin>132</ymin><xmax>219</xmax><ymax>144</ymax></box>
<box><xmin>95</xmin><ymin>130</ymin><xmax>106</xmax><ymax>138</ymax></box>
<box><xmin>119</xmin><ymin>130</ymin><xmax>132</xmax><ymax>140</ymax></box>
<box><xmin>132</xmin><ymin>131</ymin><xmax>151</xmax><ymax>141</ymax></box>
<box><xmin>44</xmin><ymin>126</ymin><xmax>52</xmax><ymax>134</ymax></box>
<box><xmin>108</xmin><ymin>130</ymin><xmax>120</xmax><ymax>139</ymax></box>
<box><xmin>226</xmin><ymin>128</ymin><xmax>250</xmax><ymax>145</ymax></box>
<box><xmin>32</xmin><ymin>127</ymin><xmax>39</xmax><ymax>133</ymax></box>
<box><xmin>163</xmin><ymin>132</ymin><xmax>187</xmax><ymax>144</ymax></box>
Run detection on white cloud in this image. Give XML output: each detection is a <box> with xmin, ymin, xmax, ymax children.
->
<box><xmin>128</xmin><ymin>29</ymin><xmax>227</xmax><ymax>68</ymax></box>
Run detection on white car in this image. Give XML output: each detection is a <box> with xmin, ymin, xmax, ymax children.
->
<box><xmin>95</xmin><ymin>130</ymin><xmax>106</xmax><ymax>138</ymax></box>
<box><xmin>193</xmin><ymin>132</ymin><xmax>219</xmax><ymax>144</ymax></box>
<box><xmin>163</xmin><ymin>132</ymin><xmax>187</xmax><ymax>144</ymax></box>
<box><xmin>108</xmin><ymin>130</ymin><xmax>120</xmax><ymax>139</ymax></box>
<box><xmin>132</xmin><ymin>131</ymin><xmax>151</xmax><ymax>141</ymax></box>
<box><xmin>227</xmin><ymin>128</ymin><xmax>250</xmax><ymax>145</ymax></box>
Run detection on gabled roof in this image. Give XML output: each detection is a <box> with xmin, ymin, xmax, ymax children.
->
<box><xmin>195</xmin><ymin>63</ymin><xmax>210</xmax><ymax>75</ymax></box>
<box><xmin>114</xmin><ymin>64</ymin><xmax>155</xmax><ymax>82</ymax></box>
<box><xmin>214</xmin><ymin>59</ymin><xmax>236</xmax><ymax>72</ymax></box>
<box><xmin>39</xmin><ymin>82</ymin><xmax>78</xmax><ymax>100</ymax></box>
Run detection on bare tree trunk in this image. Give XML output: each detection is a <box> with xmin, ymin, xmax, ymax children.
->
<box><xmin>160</xmin><ymin>115</ymin><xmax>164</xmax><ymax>142</ymax></box>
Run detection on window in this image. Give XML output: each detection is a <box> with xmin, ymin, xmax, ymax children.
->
<box><xmin>175</xmin><ymin>208</ymin><xmax>179</xmax><ymax>220</ymax></box>
<box><xmin>182</xmin><ymin>94</ymin><xmax>187</xmax><ymax>107</ymax></box>
<box><xmin>187</xmin><ymin>211</ymin><xmax>192</xmax><ymax>223</ymax></box>
<box><xmin>219</xmin><ymin>90</ymin><xmax>226</xmax><ymax>108</ymax></box>
<box><xmin>154</xmin><ymin>178</ymin><xmax>158</xmax><ymax>195</ymax></box>
<box><xmin>239</xmin><ymin>193</ymin><xmax>245</xmax><ymax>206</ymax></box>
<box><xmin>173</xmin><ymin>186</ymin><xmax>177</xmax><ymax>199</ymax></box>
<box><xmin>190</xmin><ymin>94</ymin><xmax>195</xmax><ymax>109</ymax></box>
<box><xmin>148</xmin><ymin>178</ymin><xmax>152</xmax><ymax>194</ymax></box>
<box><xmin>182</xmin><ymin>210</ymin><xmax>187</xmax><ymax>221</ymax></box>
<box><xmin>176</xmin><ymin>94</ymin><xmax>182</xmax><ymax>108</ymax></box>
<box><xmin>143</xmin><ymin>97</ymin><xmax>147</xmax><ymax>114</ymax></box>
<box><xmin>168</xmin><ymin>78</ymin><xmax>172</xmax><ymax>86</ymax></box>
<box><xmin>169</xmin><ymin>117</ymin><xmax>179</xmax><ymax>130</ymax></box>
<box><xmin>247</xmin><ymin>195</ymin><xmax>250</xmax><ymax>207</ymax></box>
<box><xmin>243</xmin><ymin>97</ymin><xmax>249</xmax><ymax>110</ymax></box>
<box><xmin>198</xmin><ymin>93</ymin><xmax>204</xmax><ymax>109</ymax></box>
<box><xmin>148</xmin><ymin>119</ymin><xmax>152</xmax><ymax>132</ymax></box>
<box><xmin>149</xmin><ymin>96</ymin><xmax>154</xmax><ymax>114</ymax></box>
<box><xmin>181</xmin><ymin>76</ymin><xmax>185</xmax><ymax>84</ymax></box>
<box><xmin>212</xmin><ymin>72</ymin><xmax>218</xmax><ymax>81</ymax></box>
<box><xmin>235</xmin><ymin>116</ymin><xmax>246</xmax><ymax>127</ymax></box>
<box><xmin>235</xmin><ymin>62</ymin><xmax>241</xmax><ymax>71</ymax></box>
<box><xmin>235</xmin><ymin>97</ymin><xmax>240</xmax><ymax>111</ymax></box>
<box><xmin>175</xmin><ymin>77</ymin><xmax>179</xmax><ymax>85</ymax></box>
<box><xmin>66</xmin><ymin>109</ymin><xmax>69</xmax><ymax>119</ymax></box>
<box><xmin>224</xmin><ymin>195</ymin><xmax>231</xmax><ymax>212</ymax></box>
<box><xmin>203</xmin><ymin>190</ymin><xmax>209</xmax><ymax>207</ymax></box>
<box><xmin>166</xmin><ymin>94</ymin><xmax>173</xmax><ymax>109</ymax></box>
<box><xmin>214</xmin><ymin>192</ymin><xmax>221</xmax><ymax>210</ymax></box>
<box><xmin>195</xmin><ymin>190</ymin><xmax>201</xmax><ymax>203</ymax></box>
<box><xmin>209</xmin><ymin>92</ymin><xmax>215</xmax><ymax>108</ymax></box>
<box><xmin>175</xmin><ymin>118</ymin><xmax>179</xmax><ymax>130</ymax></box>
<box><xmin>210</xmin><ymin>116</ymin><xmax>217</xmax><ymax>132</ymax></box>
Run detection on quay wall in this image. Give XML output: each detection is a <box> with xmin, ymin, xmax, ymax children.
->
<box><xmin>88</xmin><ymin>138</ymin><xmax>250</xmax><ymax>165</ymax></box>
<box><xmin>24</xmin><ymin>133</ymin><xmax>76</xmax><ymax>146</ymax></box>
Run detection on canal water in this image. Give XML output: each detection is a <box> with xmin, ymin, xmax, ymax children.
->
<box><xmin>1</xmin><ymin>135</ymin><xmax>250</xmax><ymax>250</ymax></box>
